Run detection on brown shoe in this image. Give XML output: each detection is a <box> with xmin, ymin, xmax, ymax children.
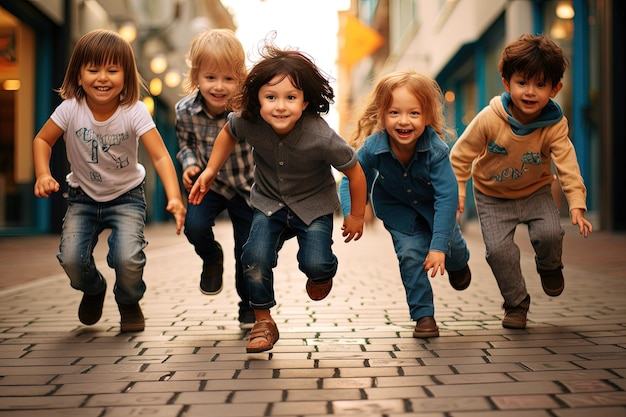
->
<box><xmin>246</xmin><ymin>319</ymin><xmax>280</xmax><ymax>353</ymax></box>
<box><xmin>538</xmin><ymin>267</ymin><xmax>564</xmax><ymax>297</ymax></box>
<box><xmin>448</xmin><ymin>264</ymin><xmax>471</xmax><ymax>291</ymax></box>
<box><xmin>78</xmin><ymin>283</ymin><xmax>107</xmax><ymax>325</ymax></box>
<box><xmin>412</xmin><ymin>316</ymin><xmax>439</xmax><ymax>338</ymax></box>
<box><xmin>502</xmin><ymin>294</ymin><xmax>531</xmax><ymax>329</ymax></box>
<box><xmin>306</xmin><ymin>278</ymin><xmax>333</xmax><ymax>301</ymax></box>
<box><xmin>118</xmin><ymin>303</ymin><xmax>145</xmax><ymax>332</ymax></box>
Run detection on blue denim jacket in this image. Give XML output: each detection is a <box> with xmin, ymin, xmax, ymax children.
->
<box><xmin>340</xmin><ymin>126</ymin><xmax>459</xmax><ymax>254</ymax></box>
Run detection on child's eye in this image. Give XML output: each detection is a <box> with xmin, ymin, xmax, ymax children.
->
<box><xmin>410</xmin><ymin>111</ymin><xmax>420</xmax><ymax>116</ymax></box>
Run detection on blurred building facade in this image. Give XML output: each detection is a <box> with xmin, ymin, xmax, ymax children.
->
<box><xmin>338</xmin><ymin>0</ymin><xmax>624</xmax><ymax>231</ymax></box>
<box><xmin>2</xmin><ymin>0</ymin><xmax>624</xmax><ymax>235</ymax></box>
<box><xmin>0</xmin><ymin>0</ymin><xmax>234</xmax><ymax>235</ymax></box>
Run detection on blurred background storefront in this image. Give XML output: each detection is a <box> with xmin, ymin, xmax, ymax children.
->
<box><xmin>0</xmin><ymin>0</ymin><xmax>623</xmax><ymax>236</ymax></box>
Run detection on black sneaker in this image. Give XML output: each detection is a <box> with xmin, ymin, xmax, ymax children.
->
<box><xmin>78</xmin><ymin>283</ymin><xmax>107</xmax><ymax>325</ymax></box>
<box><xmin>200</xmin><ymin>243</ymin><xmax>224</xmax><ymax>295</ymax></box>
<box><xmin>502</xmin><ymin>294</ymin><xmax>531</xmax><ymax>329</ymax></box>
<box><xmin>538</xmin><ymin>267</ymin><xmax>564</xmax><ymax>297</ymax></box>
<box><xmin>118</xmin><ymin>302</ymin><xmax>145</xmax><ymax>332</ymax></box>
<box><xmin>448</xmin><ymin>264</ymin><xmax>471</xmax><ymax>291</ymax></box>
<box><xmin>238</xmin><ymin>309</ymin><xmax>255</xmax><ymax>330</ymax></box>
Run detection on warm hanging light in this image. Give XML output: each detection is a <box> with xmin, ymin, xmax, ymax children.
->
<box><xmin>149</xmin><ymin>78</ymin><xmax>162</xmax><ymax>96</ymax></box>
<box><xmin>164</xmin><ymin>69</ymin><xmax>182</xmax><ymax>88</ymax></box>
<box><xmin>556</xmin><ymin>2</ymin><xmax>575</xmax><ymax>19</ymax></box>
<box><xmin>150</xmin><ymin>53</ymin><xmax>168</xmax><ymax>74</ymax></box>
<box><xmin>2</xmin><ymin>80</ymin><xmax>20</xmax><ymax>90</ymax></box>
<box><xmin>118</xmin><ymin>22</ymin><xmax>137</xmax><ymax>43</ymax></box>
<box><xmin>143</xmin><ymin>96</ymin><xmax>154</xmax><ymax>115</ymax></box>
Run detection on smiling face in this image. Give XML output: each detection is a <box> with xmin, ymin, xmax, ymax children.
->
<box><xmin>258</xmin><ymin>74</ymin><xmax>309</xmax><ymax>138</ymax></box>
<box><xmin>502</xmin><ymin>72</ymin><xmax>562</xmax><ymax>125</ymax></box>
<box><xmin>197</xmin><ymin>64</ymin><xmax>240</xmax><ymax>116</ymax></box>
<box><xmin>78</xmin><ymin>61</ymin><xmax>125</xmax><ymax>111</ymax></box>
<box><xmin>384</xmin><ymin>85</ymin><xmax>428</xmax><ymax>155</ymax></box>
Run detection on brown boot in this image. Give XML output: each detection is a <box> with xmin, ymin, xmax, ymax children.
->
<box><xmin>118</xmin><ymin>302</ymin><xmax>145</xmax><ymax>332</ymax></box>
<box><xmin>412</xmin><ymin>316</ymin><xmax>439</xmax><ymax>338</ymax></box>
<box><xmin>502</xmin><ymin>295</ymin><xmax>531</xmax><ymax>329</ymax></box>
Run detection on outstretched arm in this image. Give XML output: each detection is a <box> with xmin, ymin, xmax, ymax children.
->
<box><xmin>142</xmin><ymin>128</ymin><xmax>186</xmax><ymax>235</ymax></box>
<box><xmin>340</xmin><ymin>162</ymin><xmax>367</xmax><ymax>242</ymax></box>
<box><xmin>33</xmin><ymin>119</ymin><xmax>63</xmax><ymax>198</ymax></box>
<box><xmin>188</xmin><ymin>123</ymin><xmax>237</xmax><ymax>205</ymax></box>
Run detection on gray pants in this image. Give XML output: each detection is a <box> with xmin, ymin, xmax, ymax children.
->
<box><xmin>474</xmin><ymin>185</ymin><xmax>564</xmax><ymax>307</ymax></box>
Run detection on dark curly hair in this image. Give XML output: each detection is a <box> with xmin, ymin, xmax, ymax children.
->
<box><xmin>234</xmin><ymin>37</ymin><xmax>334</xmax><ymax>122</ymax></box>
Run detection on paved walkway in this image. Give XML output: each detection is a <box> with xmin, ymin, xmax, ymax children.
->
<box><xmin>0</xmin><ymin>216</ymin><xmax>625</xmax><ymax>416</ymax></box>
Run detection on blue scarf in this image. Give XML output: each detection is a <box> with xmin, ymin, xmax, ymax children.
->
<box><xmin>501</xmin><ymin>92</ymin><xmax>563</xmax><ymax>135</ymax></box>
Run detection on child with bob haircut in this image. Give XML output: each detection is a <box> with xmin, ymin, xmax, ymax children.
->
<box><xmin>189</xmin><ymin>38</ymin><xmax>367</xmax><ymax>353</ymax></box>
<box><xmin>340</xmin><ymin>70</ymin><xmax>471</xmax><ymax>338</ymax></box>
<box><xmin>175</xmin><ymin>28</ymin><xmax>255</xmax><ymax>328</ymax></box>
<box><xmin>450</xmin><ymin>34</ymin><xmax>592</xmax><ymax>329</ymax></box>
<box><xmin>33</xmin><ymin>29</ymin><xmax>186</xmax><ymax>332</ymax></box>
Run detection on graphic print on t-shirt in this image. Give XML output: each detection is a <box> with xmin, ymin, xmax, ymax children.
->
<box><xmin>75</xmin><ymin>127</ymin><xmax>130</xmax><ymax>182</ymax></box>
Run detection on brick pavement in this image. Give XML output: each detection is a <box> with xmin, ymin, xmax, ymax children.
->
<box><xmin>0</xmin><ymin>216</ymin><xmax>625</xmax><ymax>416</ymax></box>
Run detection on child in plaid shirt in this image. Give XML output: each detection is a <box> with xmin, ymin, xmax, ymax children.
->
<box><xmin>175</xmin><ymin>29</ymin><xmax>255</xmax><ymax>328</ymax></box>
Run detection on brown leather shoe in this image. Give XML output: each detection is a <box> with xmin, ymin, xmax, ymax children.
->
<box><xmin>538</xmin><ymin>267</ymin><xmax>564</xmax><ymax>297</ymax></box>
<box><xmin>306</xmin><ymin>278</ymin><xmax>333</xmax><ymax>301</ymax></box>
<box><xmin>412</xmin><ymin>316</ymin><xmax>439</xmax><ymax>338</ymax></box>
<box><xmin>246</xmin><ymin>319</ymin><xmax>280</xmax><ymax>353</ymax></box>
<box><xmin>502</xmin><ymin>294</ymin><xmax>531</xmax><ymax>329</ymax></box>
<box><xmin>118</xmin><ymin>302</ymin><xmax>145</xmax><ymax>332</ymax></box>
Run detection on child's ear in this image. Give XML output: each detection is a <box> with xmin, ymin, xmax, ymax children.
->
<box><xmin>501</xmin><ymin>77</ymin><xmax>511</xmax><ymax>92</ymax></box>
<box><xmin>551</xmin><ymin>81</ymin><xmax>563</xmax><ymax>98</ymax></box>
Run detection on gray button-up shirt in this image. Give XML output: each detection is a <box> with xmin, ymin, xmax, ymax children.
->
<box><xmin>228</xmin><ymin>112</ymin><xmax>357</xmax><ymax>225</ymax></box>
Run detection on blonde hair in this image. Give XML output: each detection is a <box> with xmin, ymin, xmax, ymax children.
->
<box><xmin>58</xmin><ymin>29</ymin><xmax>143</xmax><ymax>106</ymax></box>
<box><xmin>351</xmin><ymin>70</ymin><xmax>449</xmax><ymax>149</ymax></box>
<box><xmin>182</xmin><ymin>28</ymin><xmax>247</xmax><ymax>94</ymax></box>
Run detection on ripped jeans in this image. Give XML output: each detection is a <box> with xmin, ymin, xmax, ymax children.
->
<box><xmin>242</xmin><ymin>208</ymin><xmax>337</xmax><ymax>309</ymax></box>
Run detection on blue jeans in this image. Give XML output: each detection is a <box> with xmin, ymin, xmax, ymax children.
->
<box><xmin>57</xmin><ymin>185</ymin><xmax>148</xmax><ymax>305</ymax></box>
<box><xmin>242</xmin><ymin>208</ymin><xmax>337</xmax><ymax>309</ymax></box>
<box><xmin>184</xmin><ymin>190</ymin><xmax>252</xmax><ymax>311</ymax></box>
<box><xmin>386</xmin><ymin>222</ymin><xmax>469</xmax><ymax>321</ymax></box>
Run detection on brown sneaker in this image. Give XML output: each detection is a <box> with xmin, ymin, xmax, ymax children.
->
<box><xmin>78</xmin><ymin>283</ymin><xmax>107</xmax><ymax>325</ymax></box>
<box><xmin>502</xmin><ymin>295</ymin><xmax>531</xmax><ymax>329</ymax></box>
<box><xmin>306</xmin><ymin>278</ymin><xmax>333</xmax><ymax>301</ymax></box>
<box><xmin>538</xmin><ymin>267</ymin><xmax>564</xmax><ymax>297</ymax></box>
<box><xmin>118</xmin><ymin>303</ymin><xmax>145</xmax><ymax>332</ymax></box>
<box><xmin>448</xmin><ymin>264</ymin><xmax>471</xmax><ymax>291</ymax></box>
<box><xmin>412</xmin><ymin>316</ymin><xmax>439</xmax><ymax>338</ymax></box>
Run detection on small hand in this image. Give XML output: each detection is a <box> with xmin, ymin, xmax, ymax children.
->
<box><xmin>166</xmin><ymin>199</ymin><xmax>186</xmax><ymax>235</ymax></box>
<box><xmin>341</xmin><ymin>214</ymin><xmax>364</xmax><ymax>242</ymax></box>
<box><xmin>188</xmin><ymin>169</ymin><xmax>214</xmax><ymax>205</ymax></box>
<box><xmin>423</xmin><ymin>251</ymin><xmax>446</xmax><ymax>278</ymax></box>
<box><xmin>182</xmin><ymin>166</ymin><xmax>202</xmax><ymax>191</ymax></box>
<box><xmin>34</xmin><ymin>174</ymin><xmax>60</xmax><ymax>198</ymax></box>
<box><xmin>570</xmin><ymin>208</ymin><xmax>593</xmax><ymax>238</ymax></box>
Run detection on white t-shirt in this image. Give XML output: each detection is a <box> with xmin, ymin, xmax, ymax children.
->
<box><xmin>50</xmin><ymin>98</ymin><xmax>156</xmax><ymax>202</ymax></box>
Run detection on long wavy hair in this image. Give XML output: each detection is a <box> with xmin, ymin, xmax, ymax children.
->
<box><xmin>350</xmin><ymin>70</ymin><xmax>450</xmax><ymax>149</ymax></box>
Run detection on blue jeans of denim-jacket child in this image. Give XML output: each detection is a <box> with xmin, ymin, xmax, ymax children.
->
<box><xmin>56</xmin><ymin>184</ymin><xmax>148</xmax><ymax>305</ymax></box>
<box><xmin>387</xmin><ymin>221</ymin><xmax>469</xmax><ymax>321</ymax></box>
<box><xmin>242</xmin><ymin>208</ymin><xmax>338</xmax><ymax>310</ymax></box>
<box><xmin>183</xmin><ymin>190</ymin><xmax>253</xmax><ymax>312</ymax></box>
